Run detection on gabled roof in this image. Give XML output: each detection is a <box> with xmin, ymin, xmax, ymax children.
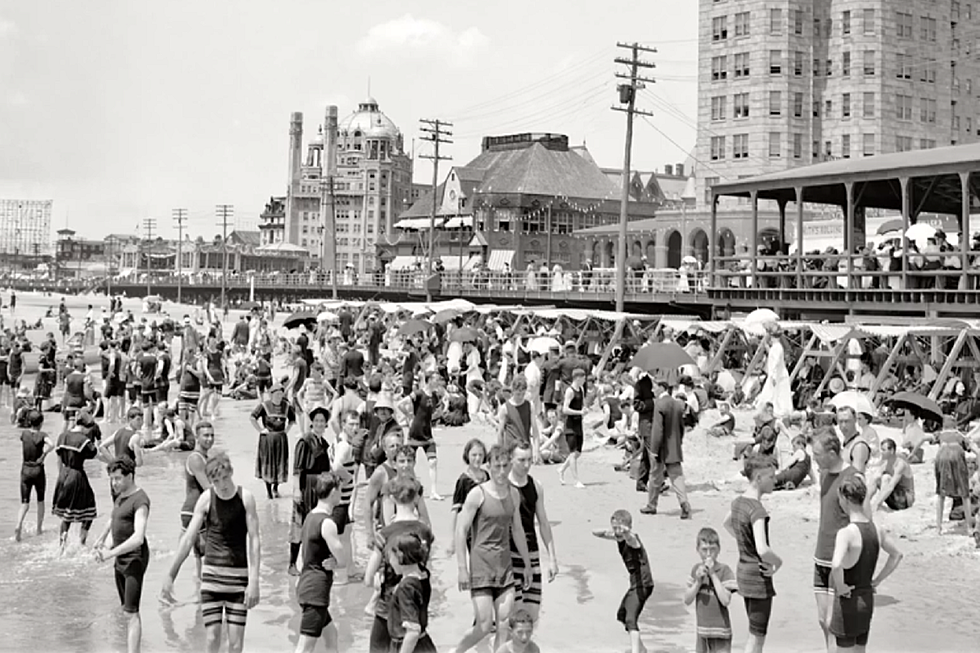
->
<box><xmin>229</xmin><ymin>230</ymin><xmax>261</xmax><ymax>247</ymax></box>
<box><xmin>466</xmin><ymin>142</ymin><xmax>617</xmax><ymax>200</ymax></box>
<box><xmin>398</xmin><ymin>184</ymin><xmax>450</xmax><ymax>220</ymax></box>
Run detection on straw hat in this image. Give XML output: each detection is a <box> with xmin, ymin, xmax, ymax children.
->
<box><xmin>374</xmin><ymin>393</ymin><xmax>396</xmax><ymax>412</ymax></box>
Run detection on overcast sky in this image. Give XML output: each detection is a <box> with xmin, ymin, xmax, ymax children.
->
<box><xmin>0</xmin><ymin>1</ymin><xmax>697</xmax><ymax>240</ymax></box>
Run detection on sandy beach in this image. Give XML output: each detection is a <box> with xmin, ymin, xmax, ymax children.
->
<box><xmin>0</xmin><ymin>291</ymin><xmax>977</xmax><ymax>652</ymax></box>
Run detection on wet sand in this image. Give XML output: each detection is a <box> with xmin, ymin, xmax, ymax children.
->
<box><xmin>0</xmin><ymin>292</ymin><xmax>977</xmax><ymax>651</ymax></box>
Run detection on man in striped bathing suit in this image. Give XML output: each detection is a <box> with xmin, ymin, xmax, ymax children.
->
<box><xmin>162</xmin><ymin>450</ymin><xmax>261</xmax><ymax>653</ymax></box>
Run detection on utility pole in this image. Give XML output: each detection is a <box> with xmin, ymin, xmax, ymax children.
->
<box><xmin>419</xmin><ymin>118</ymin><xmax>453</xmax><ymax>302</ymax></box>
<box><xmin>173</xmin><ymin>208</ymin><xmax>187</xmax><ymax>304</ymax></box>
<box><xmin>216</xmin><ymin>204</ymin><xmax>234</xmax><ymax>311</ymax></box>
<box><xmin>612</xmin><ymin>42</ymin><xmax>656</xmax><ymax>312</ymax></box>
<box><xmin>142</xmin><ymin>216</ymin><xmax>157</xmax><ymax>296</ymax></box>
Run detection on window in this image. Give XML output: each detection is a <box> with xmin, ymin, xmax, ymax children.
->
<box><xmin>769</xmin><ymin>132</ymin><xmax>781</xmax><ymax>158</ymax></box>
<box><xmin>896</xmin><ymin>53</ymin><xmax>911</xmax><ymax>80</ymax></box>
<box><xmin>769</xmin><ymin>50</ymin><xmax>782</xmax><ymax>74</ymax></box>
<box><xmin>825</xmin><ymin>99</ymin><xmax>832</xmax><ymax>119</ymax></box>
<box><xmin>734</xmin><ymin>11</ymin><xmax>750</xmax><ymax>37</ymax></box>
<box><xmin>813</xmin><ymin>140</ymin><xmax>820</xmax><ymax>159</ymax></box>
<box><xmin>842</xmin><ymin>51</ymin><xmax>851</xmax><ymax>76</ymax></box>
<box><xmin>896</xmin><ymin>136</ymin><xmax>913</xmax><ymax>152</ymax></box>
<box><xmin>769</xmin><ymin>90</ymin><xmax>782</xmax><ymax>116</ymax></box>
<box><xmin>920</xmin><ymin>98</ymin><xmax>936</xmax><ymax>123</ymax></box>
<box><xmin>863</xmin><ymin>133</ymin><xmax>875</xmax><ymax>157</ymax></box>
<box><xmin>842</xmin><ymin>10</ymin><xmax>851</xmax><ymax>34</ymax></box>
<box><xmin>733</xmin><ymin>134</ymin><xmax>749</xmax><ymax>159</ymax></box>
<box><xmin>896</xmin><ymin>94</ymin><xmax>913</xmax><ymax>120</ymax></box>
<box><xmin>770</xmin><ymin>8</ymin><xmax>782</xmax><ymax>34</ymax></box>
<box><xmin>921</xmin><ymin>16</ymin><xmax>937</xmax><ymax>42</ymax></box>
<box><xmin>793</xmin><ymin>9</ymin><xmax>803</xmax><ymax>34</ymax></box>
<box><xmin>793</xmin><ymin>133</ymin><xmax>803</xmax><ymax>159</ymax></box>
<box><xmin>842</xmin><ymin>93</ymin><xmax>851</xmax><ymax>117</ymax></box>
<box><xmin>704</xmin><ymin>177</ymin><xmax>719</xmax><ymax>205</ymax></box>
<box><xmin>813</xmin><ymin>58</ymin><xmax>821</xmax><ymax>77</ymax></box>
<box><xmin>710</xmin><ymin>95</ymin><xmax>726</xmax><ymax>120</ymax></box>
<box><xmin>919</xmin><ymin>59</ymin><xmax>936</xmax><ymax>83</ymax></box>
<box><xmin>863</xmin><ymin>50</ymin><xmax>875</xmax><ymax>75</ymax></box>
<box><xmin>920</xmin><ymin>138</ymin><xmax>936</xmax><ymax>149</ymax></box>
<box><xmin>826</xmin><ymin>59</ymin><xmax>833</xmax><ymax>76</ymax></box>
<box><xmin>896</xmin><ymin>12</ymin><xmax>913</xmax><ymax>38</ymax></box>
<box><xmin>825</xmin><ymin>141</ymin><xmax>832</xmax><ymax>159</ymax></box>
<box><xmin>711</xmin><ymin>55</ymin><xmax>727</xmax><ymax>80</ymax></box>
<box><xmin>842</xmin><ymin>134</ymin><xmax>851</xmax><ymax>158</ymax></box>
<box><xmin>863</xmin><ymin>92</ymin><xmax>875</xmax><ymax>117</ymax></box>
<box><xmin>710</xmin><ymin>136</ymin><xmax>726</xmax><ymax>160</ymax></box>
<box><xmin>863</xmin><ymin>8</ymin><xmax>875</xmax><ymax>34</ymax></box>
<box><xmin>969</xmin><ymin>117</ymin><xmax>974</xmax><ymax>133</ymax></box>
<box><xmin>813</xmin><ymin>18</ymin><xmax>821</xmax><ymax>38</ymax></box>
<box><xmin>734</xmin><ymin>52</ymin><xmax>750</xmax><ymax>77</ymax></box>
<box><xmin>813</xmin><ymin>100</ymin><xmax>820</xmax><ymax>118</ymax></box>
<box><xmin>794</xmin><ymin>51</ymin><xmax>804</xmax><ymax>76</ymax></box>
<box><xmin>733</xmin><ymin>92</ymin><xmax>749</xmax><ymax>118</ymax></box>
<box><xmin>954</xmin><ymin>115</ymin><xmax>961</xmax><ymax>131</ymax></box>
<box><xmin>712</xmin><ymin>15</ymin><xmax>728</xmax><ymax>41</ymax></box>
<box><xmin>793</xmin><ymin>92</ymin><xmax>803</xmax><ymax>117</ymax></box>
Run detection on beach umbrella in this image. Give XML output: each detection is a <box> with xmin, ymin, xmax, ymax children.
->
<box><xmin>432</xmin><ymin>309</ymin><xmax>462</xmax><ymax>324</ymax></box>
<box><xmin>629</xmin><ymin>342</ymin><xmax>695</xmax><ymax>373</ymax></box>
<box><xmin>682</xmin><ymin>255</ymin><xmax>698</xmax><ymax>265</ymax></box>
<box><xmin>450</xmin><ymin>326</ymin><xmax>480</xmax><ymax>343</ymax></box>
<box><xmin>877</xmin><ymin>218</ymin><xmax>904</xmax><ymax>235</ymax></box>
<box><xmin>744</xmin><ymin>308</ymin><xmax>779</xmax><ymax>327</ymax></box>
<box><xmin>906</xmin><ymin>223</ymin><xmax>937</xmax><ymax>241</ymax></box>
<box><xmin>528</xmin><ymin>336</ymin><xmax>561</xmax><ymax>354</ymax></box>
<box><xmin>282</xmin><ymin>311</ymin><xmax>317</xmax><ymax>330</ymax></box>
<box><xmin>317</xmin><ymin>310</ymin><xmax>339</xmax><ymax>323</ymax></box>
<box><xmin>829</xmin><ymin>390</ymin><xmax>876</xmax><ymax>417</ymax></box>
<box><xmin>886</xmin><ymin>391</ymin><xmax>943</xmax><ymax>423</ymax></box>
<box><xmin>398</xmin><ymin>319</ymin><xmax>433</xmax><ymax>337</ymax></box>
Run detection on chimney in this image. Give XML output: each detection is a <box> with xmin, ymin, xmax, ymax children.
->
<box><xmin>664</xmin><ymin>164</ymin><xmax>673</xmax><ymax>176</ymax></box>
<box><xmin>321</xmin><ymin>106</ymin><xmax>339</xmax><ymax>268</ymax></box>
<box><xmin>675</xmin><ymin>163</ymin><xmax>685</xmax><ymax>177</ymax></box>
<box><xmin>285</xmin><ymin>112</ymin><xmax>304</xmax><ymax>246</ymax></box>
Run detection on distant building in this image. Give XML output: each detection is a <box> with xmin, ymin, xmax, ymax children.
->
<box><xmin>381</xmin><ymin>133</ymin><xmax>659</xmax><ymax>272</ymax></box>
<box><xmin>274</xmin><ymin>97</ymin><xmax>414</xmax><ymax>274</ymax></box>
<box><xmin>258</xmin><ymin>196</ymin><xmax>286</xmax><ymax>246</ymax></box>
<box><xmin>0</xmin><ymin>199</ymin><xmax>52</xmax><ymax>271</ymax></box>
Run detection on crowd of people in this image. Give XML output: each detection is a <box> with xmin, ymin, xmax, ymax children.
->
<box><xmin>19</xmin><ymin>297</ymin><xmax>980</xmax><ymax>653</ymax></box>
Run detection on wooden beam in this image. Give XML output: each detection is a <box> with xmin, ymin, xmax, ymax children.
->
<box><xmin>913</xmin><ymin>175</ymin><xmax>941</xmax><ymax>218</ymax></box>
<box><xmin>871</xmin><ymin>334</ymin><xmax>907</xmax><ymax>406</ymax></box>
<box><xmin>595</xmin><ymin>318</ymin><xmax>626</xmax><ymax>376</ymax></box>
<box><xmin>927</xmin><ymin>328</ymin><xmax>969</xmax><ymax>401</ymax></box>
<box><xmin>706</xmin><ymin>327</ymin><xmax>737</xmax><ymax>374</ymax></box>
<box><xmin>813</xmin><ymin>336</ymin><xmax>850</xmax><ymax>397</ymax></box>
<box><xmin>789</xmin><ymin>333</ymin><xmax>819</xmax><ymax>383</ymax></box>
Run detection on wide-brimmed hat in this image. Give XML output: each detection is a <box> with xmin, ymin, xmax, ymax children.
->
<box><xmin>308</xmin><ymin>405</ymin><xmax>330</xmax><ymax>422</ymax></box>
<box><xmin>374</xmin><ymin>393</ymin><xmax>396</xmax><ymax>412</ymax></box>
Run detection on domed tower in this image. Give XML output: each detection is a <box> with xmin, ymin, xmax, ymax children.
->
<box><xmin>333</xmin><ymin>96</ymin><xmax>413</xmax><ymax>276</ymax></box>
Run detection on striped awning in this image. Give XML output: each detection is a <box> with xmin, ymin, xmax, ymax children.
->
<box><xmin>388</xmin><ymin>256</ymin><xmax>422</xmax><ymax>271</ymax></box>
<box><xmin>444</xmin><ymin>216</ymin><xmax>473</xmax><ymax>228</ymax></box>
<box><xmin>488</xmin><ymin>249</ymin><xmax>515</xmax><ymax>271</ymax></box>
<box><xmin>395</xmin><ymin>217</ymin><xmax>445</xmax><ymax>230</ymax></box>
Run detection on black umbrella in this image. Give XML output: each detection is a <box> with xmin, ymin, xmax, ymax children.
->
<box><xmin>283</xmin><ymin>311</ymin><xmax>317</xmax><ymax>330</ymax></box>
<box><xmin>398</xmin><ymin>319</ymin><xmax>433</xmax><ymax>337</ymax></box>
<box><xmin>629</xmin><ymin>342</ymin><xmax>695</xmax><ymax>373</ymax></box>
<box><xmin>885</xmin><ymin>391</ymin><xmax>943</xmax><ymax>423</ymax></box>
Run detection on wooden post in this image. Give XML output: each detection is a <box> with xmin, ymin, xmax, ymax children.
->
<box><xmin>845</xmin><ymin>181</ymin><xmax>855</xmax><ymax>290</ymax></box>
<box><xmin>595</xmin><ymin>318</ymin><xmax>627</xmax><ymax>376</ymax></box>
<box><xmin>705</xmin><ymin>325</ymin><xmax>737</xmax><ymax>374</ymax></box>
<box><xmin>927</xmin><ymin>328</ymin><xmax>969</xmax><ymax>400</ymax></box>
<box><xmin>900</xmin><ymin>177</ymin><xmax>910</xmax><ymax>290</ymax></box>
<box><xmin>789</xmin><ymin>332</ymin><xmax>819</xmax><ymax>382</ymax></box>
<box><xmin>750</xmin><ymin>190</ymin><xmax>759</xmax><ymax>285</ymax></box>
<box><xmin>709</xmin><ymin>195</ymin><xmax>718</xmax><ymax>287</ymax></box>
<box><xmin>795</xmin><ymin>186</ymin><xmax>805</xmax><ymax>288</ymax></box>
<box><xmin>961</xmin><ymin>171</ymin><xmax>971</xmax><ymax>290</ymax></box>
<box><xmin>869</xmin><ymin>335</ymin><xmax>906</xmax><ymax>406</ymax></box>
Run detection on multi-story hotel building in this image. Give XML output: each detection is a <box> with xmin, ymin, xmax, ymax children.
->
<box><xmin>695</xmin><ymin>0</ymin><xmax>980</xmax><ymax>208</ymax></box>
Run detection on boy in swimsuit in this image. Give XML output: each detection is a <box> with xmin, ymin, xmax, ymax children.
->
<box><xmin>592</xmin><ymin>509</ymin><xmax>654</xmax><ymax>653</ymax></box>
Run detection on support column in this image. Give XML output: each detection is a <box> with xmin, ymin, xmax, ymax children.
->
<box><xmin>795</xmin><ymin>186</ymin><xmax>805</xmax><ymax>288</ymax></box>
<box><xmin>961</xmin><ymin>171</ymin><xmax>971</xmax><ymax>290</ymax></box>
<box><xmin>777</xmin><ymin>198</ymin><xmax>788</xmax><ymax>252</ymax></box>
<box><xmin>750</xmin><ymin>190</ymin><xmax>759</xmax><ymax>285</ymax></box>
<box><xmin>900</xmin><ymin>177</ymin><xmax>910</xmax><ymax>290</ymax></box>
<box><xmin>709</xmin><ymin>195</ymin><xmax>718</xmax><ymax>286</ymax></box>
<box><xmin>845</xmin><ymin>182</ymin><xmax>854</xmax><ymax>289</ymax></box>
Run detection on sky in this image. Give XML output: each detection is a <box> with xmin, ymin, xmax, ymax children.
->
<box><xmin>0</xmin><ymin>0</ymin><xmax>699</xmax><ymax>241</ymax></box>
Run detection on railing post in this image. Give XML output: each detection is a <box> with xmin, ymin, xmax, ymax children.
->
<box><xmin>709</xmin><ymin>195</ymin><xmax>718</xmax><ymax>288</ymax></box>
<box><xmin>845</xmin><ymin>181</ymin><xmax>854</xmax><ymax>293</ymax></box>
<box><xmin>750</xmin><ymin>190</ymin><xmax>759</xmax><ymax>288</ymax></box>
<box><xmin>795</xmin><ymin>186</ymin><xmax>804</xmax><ymax>289</ymax></box>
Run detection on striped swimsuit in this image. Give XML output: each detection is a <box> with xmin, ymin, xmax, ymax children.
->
<box><xmin>200</xmin><ymin>487</ymin><xmax>250</xmax><ymax>628</ymax></box>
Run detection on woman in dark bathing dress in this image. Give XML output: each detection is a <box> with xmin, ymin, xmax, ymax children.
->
<box><xmin>52</xmin><ymin>418</ymin><xmax>99</xmax><ymax>548</ymax></box>
<box><xmin>250</xmin><ymin>383</ymin><xmax>296</xmax><ymax>499</ymax></box>
<box><xmin>288</xmin><ymin>406</ymin><xmax>332</xmax><ymax>576</ymax></box>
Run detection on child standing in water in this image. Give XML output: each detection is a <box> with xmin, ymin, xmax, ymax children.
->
<box><xmin>592</xmin><ymin>509</ymin><xmax>654</xmax><ymax>653</ymax></box>
<box><xmin>386</xmin><ymin>532</ymin><xmax>436</xmax><ymax>653</ymax></box>
<box><xmin>683</xmin><ymin>527</ymin><xmax>738</xmax><ymax>653</ymax></box>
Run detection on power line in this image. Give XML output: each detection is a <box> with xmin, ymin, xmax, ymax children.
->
<box><xmin>173</xmin><ymin>208</ymin><xmax>187</xmax><ymax>304</ymax></box>
<box><xmin>215</xmin><ymin>204</ymin><xmax>234</xmax><ymax>310</ymax></box>
<box><xmin>613</xmin><ymin>41</ymin><xmax>656</xmax><ymax>312</ymax></box>
<box><xmin>419</xmin><ymin>118</ymin><xmax>453</xmax><ymax>302</ymax></box>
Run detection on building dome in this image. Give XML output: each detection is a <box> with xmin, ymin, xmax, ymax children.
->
<box><xmin>338</xmin><ymin>96</ymin><xmax>400</xmax><ymax>141</ymax></box>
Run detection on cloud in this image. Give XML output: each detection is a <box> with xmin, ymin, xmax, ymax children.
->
<box><xmin>356</xmin><ymin>15</ymin><xmax>488</xmax><ymax>66</ymax></box>
<box><xmin>7</xmin><ymin>91</ymin><xmax>28</xmax><ymax>107</ymax></box>
<box><xmin>0</xmin><ymin>17</ymin><xmax>16</xmax><ymax>38</ymax></box>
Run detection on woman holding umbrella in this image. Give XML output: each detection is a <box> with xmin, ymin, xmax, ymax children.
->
<box><xmin>251</xmin><ymin>383</ymin><xmax>296</xmax><ymax>500</ymax></box>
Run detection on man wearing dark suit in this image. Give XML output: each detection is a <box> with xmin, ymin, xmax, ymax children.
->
<box><xmin>641</xmin><ymin>377</ymin><xmax>691</xmax><ymax>519</ymax></box>
<box><xmin>631</xmin><ymin>373</ymin><xmax>656</xmax><ymax>492</ymax></box>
